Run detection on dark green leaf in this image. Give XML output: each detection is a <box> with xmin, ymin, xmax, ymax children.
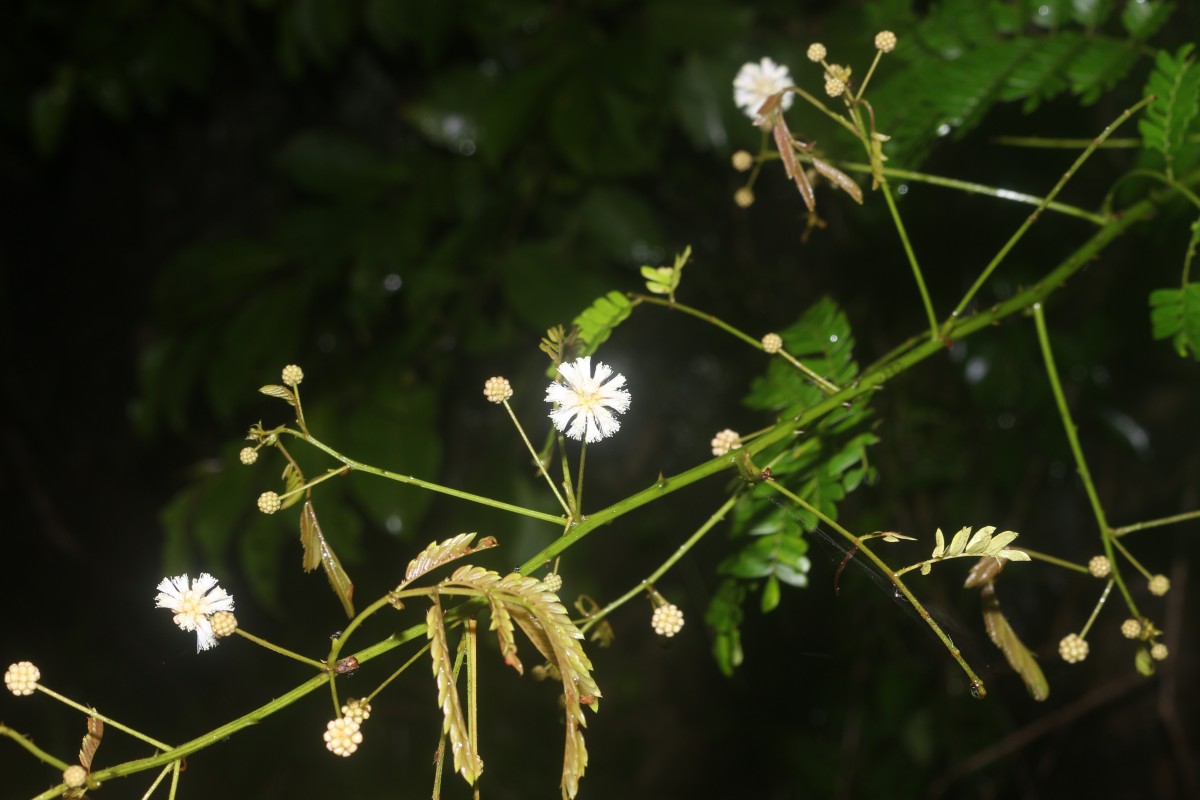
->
<box><xmin>1122</xmin><ymin>0</ymin><xmax>1175</xmax><ymax>41</ymax></box>
<box><xmin>760</xmin><ymin>574</ymin><xmax>782</xmax><ymax>613</ymax></box>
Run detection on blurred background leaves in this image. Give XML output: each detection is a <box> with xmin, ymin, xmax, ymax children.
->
<box><xmin>4</xmin><ymin>1</ymin><xmax>1199</xmax><ymax>798</ymax></box>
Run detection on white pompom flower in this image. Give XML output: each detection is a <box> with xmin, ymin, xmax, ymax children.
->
<box><xmin>545</xmin><ymin>357</ymin><xmax>631</xmax><ymax>443</ymax></box>
<box><xmin>733</xmin><ymin>58</ymin><xmax>795</xmax><ymax>120</ymax></box>
<box><xmin>154</xmin><ymin>573</ymin><xmax>236</xmax><ymax>652</ymax></box>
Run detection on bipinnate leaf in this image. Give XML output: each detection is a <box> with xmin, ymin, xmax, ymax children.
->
<box><xmin>258</xmin><ymin>384</ymin><xmax>297</xmax><ymax>406</ymax></box>
<box><xmin>279</xmin><ymin>462</ymin><xmax>304</xmax><ymax>510</ymax></box>
<box><xmin>401</xmin><ymin>533</ymin><xmax>498</xmax><ymax>588</ymax></box>
<box><xmin>639</xmin><ymin>245</ymin><xmax>691</xmax><ymax>302</ymax></box>
<box><xmin>572</xmin><ymin>291</ymin><xmax>632</xmax><ymax>355</ymax></box>
<box><xmin>981</xmin><ymin>583</ymin><xmax>1048</xmax><ymax>701</ymax></box>
<box><xmin>78</xmin><ymin>716</ymin><xmax>103</xmax><ymax>770</ymax></box>
<box><xmin>444</xmin><ymin>566</ymin><xmax>600</xmax><ymax>798</ymax></box>
<box><xmin>909</xmin><ymin>525</ymin><xmax>1028</xmax><ymax>576</ymax></box>
<box><xmin>300</xmin><ymin>501</ymin><xmax>355</xmax><ymax>618</ymax></box>
<box><xmin>1139</xmin><ymin>45</ymin><xmax>1200</xmax><ymax>179</ymax></box>
<box><xmin>426</xmin><ymin>598</ymin><xmax>478</xmax><ymax>785</ymax></box>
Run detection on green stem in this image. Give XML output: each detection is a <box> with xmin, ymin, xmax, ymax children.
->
<box><xmin>947</xmin><ymin>96</ymin><xmax>1154</xmax><ymax>330</ymax></box>
<box><xmin>630</xmin><ymin>294</ymin><xmax>762</xmax><ymax>347</ymax></box>
<box><xmin>632</xmin><ymin>294</ymin><xmax>839</xmax><ymax>391</ymax></box>
<box><xmin>0</xmin><ymin>725</ymin><xmax>71</xmax><ymax>771</ymax></box>
<box><xmin>1110</xmin><ymin>536</ymin><xmax>1153</xmax><ymax>580</ymax></box>
<box><xmin>283</xmin><ymin>429</ymin><xmax>565</xmax><ymax>526</ymax></box>
<box><xmin>501</xmin><ymin>399</ymin><xmax>571</xmax><ymax>515</ymax></box>
<box><xmin>1014</xmin><ymin>547</ymin><xmax>1089</xmax><ymax>574</ymax></box>
<box><xmin>1078</xmin><ymin>579</ymin><xmax>1114</xmax><ymax>639</ymax></box>
<box><xmin>992</xmin><ymin>134</ymin><xmax>1144</xmax><ymax>149</ymax></box>
<box><xmin>880</xmin><ymin>178</ymin><xmax>939</xmax><ymax>340</ymax></box>
<box><xmin>575</xmin><ymin>441</ymin><xmax>588</xmax><ymax>517</ymax></box>
<box><xmin>580</xmin><ymin>495</ymin><xmax>739</xmax><ymax>634</ymax></box>
<box><xmin>1112</xmin><ymin>508</ymin><xmax>1200</xmax><ymax>537</ymax></box>
<box><xmin>783</xmin><ymin>85</ymin><xmax>860</xmax><ymax>137</ymax></box>
<box><xmin>834</xmin><ymin>162</ymin><xmax>1108</xmax><ymax>225</ymax></box>
<box><xmin>34</xmin><ymin>685</ymin><xmax>171</xmax><ymax>751</ymax></box>
<box><xmin>139</xmin><ymin>763</ymin><xmax>174</xmax><ymax>800</ymax></box>
<box><xmin>1032</xmin><ymin>304</ymin><xmax>1139</xmax><ymax>618</ymax></box>
<box><xmin>235</xmin><ymin>628</ymin><xmax>326</xmax><ymax>669</ymax></box>
<box><xmin>765</xmin><ymin>481</ymin><xmax>986</xmax><ymax>695</ymax></box>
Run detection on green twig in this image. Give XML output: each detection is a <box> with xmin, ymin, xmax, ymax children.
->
<box><xmin>580</xmin><ymin>494</ymin><xmax>739</xmax><ymax>634</ymax></box>
<box><xmin>1032</xmin><ymin>304</ymin><xmax>1139</xmax><ymax>618</ymax></box>
<box><xmin>765</xmin><ymin>481</ymin><xmax>987</xmax><ymax>695</ymax></box>
<box><xmin>282</xmin><ymin>428</ymin><xmax>566</xmax><ymax>526</ymax></box>
<box><xmin>1</xmin><ymin>725</ymin><xmax>71</xmax><ymax>771</ymax></box>
<box><xmin>1112</xmin><ymin>508</ymin><xmax>1200</xmax><ymax>537</ymax></box>
<box><xmin>947</xmin><ymin>96</ymin><xmax>1154</xmax><ymax>330</ymax></box>
<box><xmin>234</xmin><ymin>628</ymin><xmax>326</xmax><ymax>669</ymax></box>
<box><xmin>1014</xmin><ymin>547</ymin><xmax>1089</xmax><ymax>574</ymax></box>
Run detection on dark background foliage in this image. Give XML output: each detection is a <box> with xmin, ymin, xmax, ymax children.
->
<box><xmin>3</xmin><ymin>1</ymin><xmax>1198</xmax><ymax>797</ymax></box>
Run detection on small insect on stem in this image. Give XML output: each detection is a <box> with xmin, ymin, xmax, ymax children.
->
<box><xmin>759</xmin><ymin>468</ymin><xmax>773</xmax><ymax>481</ymax></box>
<box><xmin>334</xmin><ymin>656</ymin><xmax>360</xmax><ymax>676</ymax></box>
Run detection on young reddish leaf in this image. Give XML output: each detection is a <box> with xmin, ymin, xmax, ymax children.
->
<box><xmin>300</xmin><ymin>500</ymin><xmax>355</xmax><ymax>618</ymax></box>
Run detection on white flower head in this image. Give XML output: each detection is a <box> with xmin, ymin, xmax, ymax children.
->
<box><xmin>545</xmin><ymin>356</ymin><xmax>631</xmax><ymax>443</ymax></box>
<box><xmin>155</xmin><ymin>573</ymin><xmax>236</xmax><ymax>652</ymax></box>
<box><xmin>733</xmin><ymin>57</ymin><xmax>795</xmax><ymax>121</ymax></box>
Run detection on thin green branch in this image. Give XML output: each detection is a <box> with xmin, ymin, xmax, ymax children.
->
<box><xmin>1112</xmin><ymin>508</ymin><xmax>1200</xmax><ymax>537</ymax></box>
<box><xmin>1014</xmin><ymin>547</ymin><xmax>1090</xmax><ymax>574</ymax></box>
<box><xmin>992</xmin><ymin>134</ymin><xmax>1145</xmax><ymax>148</ymax></box>
<box><xmin>765</xmin><ymin>481</ymin><xmax>986</xmax><ymax>695</ymax></box>
<box><xmin>1078</xmin><ymin>579</ymin><xmax>1114</xmax><ymax>639</ymax></box>
<box><xmin>580</xmin><ymin>494</ymin><xmax>739</xmax><ymax>634</ymax></box>
<box><xmin>1110</xmin><ymin>536</ymin><xmax>1153</xmax><ymax>580</ymax></box>
<box><xmin>834</xmin><ymin>162</ymin><xmax>1108</xmax><ymax>225</ymax></box>
<box><xmin>282</xmin><ymin>428</ymin><xmax>566</xmax><ymax>526</ymax></box>
<box><xmin>234</xmin><ymin>628</ymin><xmax>326</xmax><ymax>669</ymax></box>
<box><xmin>500</xmin><ymin>398</ymin><xmax>572</xmax><ymax>516</ymax></box>
<box><xmin>1032</xmin><ymin>304</ymin><xmax>1139</xmax><ymax>618</ymax></box>
<box><xmin>946</xmin><ymin>95</ymin><xmax>1154</xmax><ymax>331</ymax></box>
<box><xmin>34</xmin><ymin>685</ymin><xmax>171</xmax><ymax>751</ymax></box>
<box><xmin>1</xmin><ymin>725</ymin><xmax>71</xmax><ymax>771</ymax></box>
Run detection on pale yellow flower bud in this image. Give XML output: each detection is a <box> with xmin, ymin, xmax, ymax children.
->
<box><xmin>874</xmin><ymin>31</ymin><xmax>897</xmax><ymax>53</ymax></box>
<box><xmin>257</xmin><ymin>491</ymin><xmax>282</xmax><ymax>514</ymax></box>
<box><xmin>761</xmin><ymin>333</ymin><xmax>783</xmax><ymax>353</ymax></box>
<box><xmin>731</xmin><ymin>150</ymin><xmax>754</xmax><ymax>172</ymax></box>
<box><xmin>734</xmin><ymin>187</ymin><xmax>755</xmax><ymax>208</ymax></box>
<box><xmin>281</xmin><ymin>364</ymin><xmax>304</xmax><ymax>387</ymax></box>
<box><xmin>239</xmin><ymin>447</ymin><xmax>258</xmax><ymax>465</ymax></box>
<box><xmin>1058</xmin><ymin>633</ymin><xmax>1088</xmax><ymax>664</ymax></box>
<box><xmin>806</xmin><ymin>43</ymin><xmax>827</xmax><ymax>62</ymax></box>
<box><xmin>483</xmin><ymin>376</ymin><xmax>513</xmax><ymax>403</ymax></box>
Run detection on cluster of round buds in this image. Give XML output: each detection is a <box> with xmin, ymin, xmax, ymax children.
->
<box><xmin>63</xmin><ymin>765</ymin><xmax>88</xmax><ymax>790</ymax></box>
<box><xmin>761</xmin><ymin>332</ymin><xmax>783</xmax><ymax>354</ymax></box>
<box><xmin>324</xmin><ymin>717</ymin><xmax>363</xmax><ymax>757</ymax></box>
<box><xmin>806</xmin><ymin>43</ymin><xmax>827</xmax><ymax>63</ymax></box>
<box><xmin>1087</xmin><ymin>555</ymin><xmax>1111</xmax><ymax>578</ymax></box>
<box><xmin>281</xmin><ymin>365</ymin><xmax>304</xmax><ymax>387</ymax></box>
<box><xmin>483</xmin><ymin>376</ymin><xmax>513</xmax><ymax>404</ymax></box>
<box><xmin>651</xmin><ymin>603</ymin><xmax>685</xmax><ymax>638</ymax></box>
<box><xmin>5</xmin><ymin>661</ymin><xmax>40</xmax><ymax>696</ymax></box>
<box><xmin>731</xmin><ymin>150</ymin><xmax>753</xmax><ymax>172</ymax></box>
<box><xmin>257</xmin><ymin>491</ymin><xmax>282</xmax><ymax>515</ymax></box>
<box><xmin>239</xmin><ymin>447</ymin><xmax>259</xmax><ymax>465</ymax></box>
<box><xmin>542</xmin><ymin>572</ymin><xmax>563</xmax><ymax>593</ymax></box>
<box><xmin>1121</xmin><ymin>618</ymin><xmax>1142</xmax><ymax>639</ymax></box>
<box><xmin>1150</xmin><ymin>642</ymin><xmax>1169</xmax><ymax>661</ymax></box>
<box><xmin>874</xmin><ymin>30</ymin><xmax>897</xmax><ymax>53</ymax></box>
<box><xmin>1148</xmin><ymin>574</ymin><xmax>1170</xmax><ymax>596</ymax></box>
<box><xmin>734</xmin><ymin>187</ymin><xmax>755</xmax><ymax>208</ymax></box>
<box><xmin>711</xmin><ymin>429</ymin><xmax>742</xmax><ymax>457</ymax></box>
<box><xmin>341</xmin><ymin>698</ymin><xmax>372</xmax><ymax>724</ymax></box>
<box><xmin>1058</xmin><ymin>633</ymin><xmax>1089</xmax><ymax>664</ymax></box>
<box><xmin>211</xmin><ymin>611</ymin><xmax>238</xmax><ymax>640</ymax></box>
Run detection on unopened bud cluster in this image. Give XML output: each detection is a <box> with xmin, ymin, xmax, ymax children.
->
<box><xmin>281</xmin><ymin>364</ymin><xmax>304</xmax><ymax>387</ymax></box>
<box><xmin>1148</xmin><ymin>574</ymin><xmax>1170</xmax><ymax>596</ymax></box>
<box><xmin>257</xmin><ymin>491</ymin><xmax>282</xmax><ymax>514</ymax></box>
<box><xmin>1058</xmin><ymin>633</ymin><xmax>1089</xmax><ymax>664</ymax></box>
<box><xmin>710</xmin><ymin>428</ymin><xmax>742</xmax><ymax>457</ymax></box>
<box><xmin>239</xmin><ymin>447</ymin><xmax>259</xmax><ymax>465</ymax></box>
<box><xmin>63</xmin><ymin>765</ymin><xmax>88</xmax><ymax>790</ymax></box>
<box><xmin>874</xmin><ymin>30</ymin><xmax>897</xmax><ymax>53</ymax></box>
<box><xmin>731</xmin><ymin>150</ymin><xmax>754</xmax><ymax>172</ymax></box>
<box><xmin>211</xmin><ymin>611</ymin><xmax>238</xmax><ymax>639</ymax></box>
<box><xmin>4</xmin><ymin>661</ymin><xmax>40</xmax><ymax>696</ymax></box>
<box><xmin>483</xmin><ymin>376</ymin><xmax>513</xmax><ymax>404</ymax></box>
<box><xmin>734</xmin><ymin>187</ymin><xmax>755</xmax><ymax>208</ymax></box>
<box><xmin>651</xmin><ymin>603</ymin><xmax>685</xmax><ymax>638</ymax></box>
<box><xmin>1087</xmin><ymin>555</ymin><xmax>1110</xmax><ymax>578</ymax></box>
<box><xmin>542</xmin><ymin>573</ymin><xmax>563</xmax><ymax>593</ymax></box>
<box><xmin>324</xmin><ymin>717</ymin><xmax>364</xmax><ymax>757</ymax></box>
<box><xmin>341</xmin><ymin>698</ymin><xmax>372</xmax><ymax>724</ymax></box>
<box><xmin>761</xmin><ymin>333</ymin><xmax>783</xmax><ymax>353</ymax></box>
